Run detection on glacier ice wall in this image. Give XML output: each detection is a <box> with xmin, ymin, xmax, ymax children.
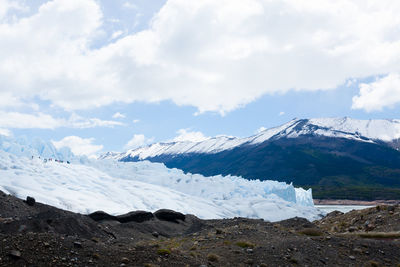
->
<box><xmin>90</xmin><ymin>160</ymin><xmax>314</xmax><ymax>207</ymax></box>
<box><xmin>0</xmin><ymin>150</ymin><xmax>321</xmax><ymax>222</ymax></box>
<box><xmin>0</xmin><ymin>135</ymin><xmax>75</xmax><ymax>161</ymax></box>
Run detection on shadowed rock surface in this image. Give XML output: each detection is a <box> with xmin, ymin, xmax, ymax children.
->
<box><xmin>154</xmin><ymin>209</ymin><xmax>186</xmax><ymax>223</ymax></box>
<box><xmin>116</xmin><ymin>210</ymin><xmax>154</xmax><ymax>223</ymax></box>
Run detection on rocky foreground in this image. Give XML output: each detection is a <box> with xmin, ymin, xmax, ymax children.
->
<box><xmin>0</xmin><ymin>191</ymin><xmax>400</xmax><ymax>267</ymax></box>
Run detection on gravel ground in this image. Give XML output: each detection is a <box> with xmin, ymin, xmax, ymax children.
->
<box><xmin>0</xmin><ymin>191</ymin><xmax>399</xmax><ymax>267</ymax></box>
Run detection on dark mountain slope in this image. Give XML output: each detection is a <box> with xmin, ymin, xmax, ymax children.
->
<box><xmin>122</xmin><ymin>136</ymin><xmax>400</xmax><ymax>200</ymax></box>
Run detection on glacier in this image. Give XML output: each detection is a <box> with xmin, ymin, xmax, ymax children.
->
<box><xmin>0</xmin><ymin>137</ymin><xmax>321</xmax><ymax>222</ymax></box>
<box><xmin>0</xmin><ymin>135</ymin><xmax>75</xmax><ymax>162</ymax></box>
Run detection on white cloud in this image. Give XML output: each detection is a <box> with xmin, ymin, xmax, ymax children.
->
<box><xmin>122</xmin><ymin>2</ymin><xmax>137</xmax><ymax>10</ymax></box>
<box><xmin>112</xmin><ymin>112</ymin><xmax>126</xmax><ymax>119</ymax></box>
<box><xmin>255</xmin><ymin>127</ymin><xmax>266</xmax><ymax>134</ymax></box>
<box><xmin>110</xmin><ymin>30</ymin><xmax>124</xmax><ymax>40</ymax></box>
<box><xmin>0</xmin><ymin>0</ymin><xmax>28</xmax><ymax>19</ymax></box>
<box><xmin>279</xmin><ymin>111</ymin><xmax>285</xmax><ymax>116</ymax></box>
<box><xmin>132</xmin><ymin>119</ymin><xmax>140</xmax><ymax>123</ymax></box>
<box><xmin>352</xmin><ymin>73</ymin><xmax>400</xmax><ymax>112</ymax></box>
<box><xmin>172</xmin><ymin>129</ymin><xmax>209</xmax><ymax>142</ymax></box>
<box><xmin>124</xmin><ymin>134</ymin><xmax>154</xmax><ymax>150</ymax></box>
<box><xmin>0</xmin><ymin>128</ymin><xmax>11</xmax><ymax>136</ymax></box>
<box><xmin>0</xmin><ymin>111</ymin><xmax>122</xmax><ymax>129</ymax></box>
<box><xmin>68</xmin><ymin>113</ymin><xmax>123</xmax><ymax>128</ymax></box>
<box><xmin>52</xmin><ymin>136</ymin><xmax>103</xmax><ymax>158</ymax></box>
<box><xmin>0</xmin><ymin>111</ymin><xmax>63</xmax><ymax>129</ymax></box>
<box><xmin>2</xmin><ymin>0</ymin><xmax>400</xmax><ymax>114</ymax></box>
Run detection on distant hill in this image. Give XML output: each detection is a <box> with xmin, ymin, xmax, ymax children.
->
<box><xmin>104</xmin><ymin>118</ymin><xmax>400</xmax><ymax>200</ymax></box>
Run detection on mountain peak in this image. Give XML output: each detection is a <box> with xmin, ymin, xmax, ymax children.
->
<box><xmin>102</xmin><ymin>117</ymin><xmax>400</xmax><ymax>161</ymax></box>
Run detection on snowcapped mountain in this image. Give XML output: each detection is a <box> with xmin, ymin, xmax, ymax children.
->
<box><xmin>109</xmin><ymin>117</ymin><xmax>400</xmax><ymax>201</ymax></box>
<box><xmin>107</xmin><ymin>117</ymin><xmax>400</xmax><ymax>161</ymax></box>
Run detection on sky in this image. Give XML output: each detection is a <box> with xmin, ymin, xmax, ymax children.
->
<box><xmin>0</xmin><ymin>0</ymin><xmax>400</xmax><ymax>157</ymax></box>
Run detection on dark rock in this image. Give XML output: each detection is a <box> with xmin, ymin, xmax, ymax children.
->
<box><xmin>18</xmin><ymin>225</ymin><xmax>27</xmax><ymax>232</ymax></box>
<box><xmin>154</xmin><ymin>209</ymin><xmax>185</xmax><ymax>223</ymax></box>
<box><xmin>8</xmin><ymin>250</ymin><xmax>21</xmax><ymax>259</ymax></box>
<box><xmin>348</xmin><ymin>226</ymin><xmax>358</xmax><ymax>232</ymax></box>
<box><xmin>152</xmin><ymin>231</ymin><xmax>159</xmax><ymax>238</ymax></box>
<box><xmin>327</xmin><ymin>210</ymin><xmax>344</xmax><ymax>217</ymax></box>
<box><xmin>387</xmin><ymin>205</ymin><xmax>395</xmax><ymax>212</ymax></box>
<box><xmin>73</xmin><ymin>241</ymin><xmax>83</xmax><ymax>248</ymax></box>
<box><xmin>116</xmin><ymin>211</ymin><xmax>154</xmax><ymax>223</ymax></box>
<box><xmin>87</xmin><ymin>211</ymin><xmax>117</xmax><ymax>222</ymax></box>
<box><xmin>25</xmin><ymin>196</ymin><xmax>36</xmax><ymax>206</ymax></box>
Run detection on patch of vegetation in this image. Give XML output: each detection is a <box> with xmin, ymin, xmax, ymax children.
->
<box><xmin>297</xmin><ymin>228</ymin><xmax>323</xmax><ymax>236</ymax></box>
<box><xmin>223</xmin><ymin>240</ymin><xmax>231</xmax><ymax>245</ymax></box>
<box><xmin>235</xmin><ymin>241</ymin><xmax>255</xmax><ymax>248</ymax></box>
<box><xmin>157</xmin><ymin>248</ymin><xmax>171</xmax><ymax>256</ymax></box>
<box><xmin>207</xmin><ymin>253</ymin><xmax>219</xmax><ymax>262</ymax></box>
<box><xmin>358</xmin><ymin>232</ymin><xmax>400</xmax><ymax>239</ymax></box>
<box><xmin>365</xmin><ymin>260</ymin><xmax>380</xmax><ymax>267</ymax></box>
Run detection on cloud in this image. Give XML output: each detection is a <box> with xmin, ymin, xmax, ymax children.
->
<box><xmin>110</xmin><ymin>30</ymin><xmax>124</xmax><ymax>40</ymax></box>
<box><xmin>255</xmin><ymin>127</ymin><xmax>266</xmax><ymax>134</ymax></box>
<box><xmin>279</xmin><ymin>111</ymin><xmax>285</xmax><ymax>116</ymax></box>
<box><xmin>2</xmin><ymin>0</ymin><xmax>400</xmax><ymax>114</ymax></box>
<box><xmin>0</xmin><ymin>0</ymin><xmax>28</xmax><ymax>19</ymax></box>
<box><xmin>122</xmin><ymin>2</ymin><xmax>137</xmax><ymax>10</ymax></box>
<box><xmin>0</xmin><ymin>128</ymin><xmax>11</xmax><ymax>136</ymax></box>
<box><xmin>0</xmin><ymin>111</ymin><xmax>122</xmax><ymax>129</ymax></box>
<box><xmin>352</xmin><ymin>73</ymin><xmax>400</xmax><ymax>112</ymax></box>
<box><xmin>132</xmin><ymin>119</ymin><xmax>140</xmax><ymax>123</ymax></box>
<box><xmin>52</xmin><ymin>136</ymin><xmax>103</xmax><ymax>158</ymax></box>
<box><xmin>172</xmin><ymin>129</ymin><xmax>209</xmax><ymax>142</ymax></box>
<box><xmin>124</xmin><ymin>134</ymin><xmax>154</xmax><ymax>150</ymax></box>
<box><xmin>112</xmin><ymin>112</ymin><xmax>126</xmax><ymax>119</ymax></box>
<box><xmin>68</xmin><ymin>113</ymin><xmax>123</xmax><ymax>128</ymax></box>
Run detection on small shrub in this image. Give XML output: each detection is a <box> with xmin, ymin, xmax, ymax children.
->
<box><xmin>157</xmin><ymin>248</ymin><xmax>171</xmax><ymax>256</ymax></box>
<box><xmin>235</xmin><ymin>241</ymin><xmax>255</xmax><ymax>248</ymax></box>
<box><xmin>223</xmin><ymin>240</ymin><xmax>231</xmax><ymax>245</ymax></box>
<box><xmin>298</xmin><ymin>228</ymin><xmax>323</xmax><ymax>236</ymax></box>
<box><xmin>366</xmin><ymin>260</ymin><xmax>380</xmax><ymax>267</ymax></box>
<box><xmin>207</xmin><ymin>253</ymin><xmax>219</xmax><ymax>262</ymax></box>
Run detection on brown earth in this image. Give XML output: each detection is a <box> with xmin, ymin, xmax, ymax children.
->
<box><xmin>0</xmin><ymin>190</ymin><xmax>400</xmax><ymax>267</ymax></box>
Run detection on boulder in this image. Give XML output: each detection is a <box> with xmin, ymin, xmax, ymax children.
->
<box><xmin>154</xmin><ymin>209</ymin><xmax>185</xmax><ymax>223</ymax></box>
<box><xmin>88</xmin><ymin>211</ymin><xmax>117</xmax><ymax>222</ymax></box>
<box><xmin>25</xmin><ymin>196</ymin><xmax>36</xmax><ymax>206</ymax></box>
<box><xmin>116</xmin><ymin>211</ymin><xmax>154</xmax><ymax>223</ymax></box>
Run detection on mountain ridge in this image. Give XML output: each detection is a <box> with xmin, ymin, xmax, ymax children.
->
<box><xmin>106</xmin><ymin>117</ymin><xmax>400</xmax><ymax>200</ymax></box>
<box><xmin>102</xmin><ymin>117</ymin><xmax>400</xmax><ymax>161</ymax></box>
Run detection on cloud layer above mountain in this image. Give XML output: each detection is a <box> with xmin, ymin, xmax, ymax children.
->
<box><xmin>1</xmin><ymin>0</ymin><xmax>400</xmax><ymax>114</ymax></box>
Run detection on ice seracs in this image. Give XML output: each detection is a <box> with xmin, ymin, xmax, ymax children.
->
<box><xmin>0</xmin><ymin>143</ymin><xmax>321</xmax><ymax>222</ymax></box>
<box><xmin>0</xmin><ymin>135</ymin><xmax>75</xmax><ymax>162</ymax></box>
